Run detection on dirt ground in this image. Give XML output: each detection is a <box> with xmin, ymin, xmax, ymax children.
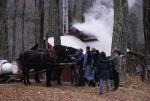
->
<box><xmin>0</xmin><ymin>76</ymin><xmax>150</xmax><ymax>101</ymax></box>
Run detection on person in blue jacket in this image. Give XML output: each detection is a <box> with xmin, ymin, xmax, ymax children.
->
<box><xmin>76</xmin><ymin>48</ymin><xmax>85</xmax><ymax>86</ymax></box>
<box><xmin>69</xmin><ymin>48</ymin><xmax>84</xmax><ymax>85</ymax></box>
<box><xmin>83</xmin><ymin>46</ymin><xmax>95</xmax><ymax>87</ymax></box>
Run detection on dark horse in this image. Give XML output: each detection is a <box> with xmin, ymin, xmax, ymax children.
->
<box><xmin>17</xmin><ymin>45</ymin><xmax>77</xmax><ymax>86</ymax></box>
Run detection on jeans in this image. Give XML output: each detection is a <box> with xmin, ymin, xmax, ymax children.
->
<box><xmin>85</xmin><ymin>66</ymin><xmax>94</xmax><ymax>81</ymax></box>
<box><xmin>99</xmin><ymin>79</ymin><xmax>110</xmax><ymax>95</ymax></box>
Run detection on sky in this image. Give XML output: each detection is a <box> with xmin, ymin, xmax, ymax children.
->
<box><xmin>128</xmin><ymin>0</ymin><xmax>136</xmax><ymax>9</ymax></box>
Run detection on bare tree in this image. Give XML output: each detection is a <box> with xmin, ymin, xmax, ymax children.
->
<box><xmin>12</xmin><ymin>0</ymin><xmax>19</xmax><ymax>60</ymax></box>
<box><xmin>112</xmin><ymin>0</ymin><xmax>129</xmax><ymax>54</ymax></box>
<box><xmin>48</xmin><ymin>0</ymin><xmax>61</xmax><ymax>45</ymax></box>
<box><xmin>38</xmin><ymin>0</ymin><xmax>45</xmax><ymax>49</ymax></box>
<box><xmin>0</xmin><ymin>0</ymin><xmax>8</xmax><ymax>59</ymax></box>
<box><xmin>143</xmin><ymin>0</ymin><xmax>150</xmax><ymax>55</ymax></box>
<box><xmin>21</xmin><ymin>0</ymin><xmax>25</xmax><ymax>51</ymax></box>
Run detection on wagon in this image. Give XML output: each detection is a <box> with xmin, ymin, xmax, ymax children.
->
<box><xmin>0</xmin><ymin>59</ymin><xmax>75</xmax><ymax>84</ymax></box>
<box><xmin>0</xmin><ymin>60</ymin><xmax>21</xmax><ymax>83</ymax></box>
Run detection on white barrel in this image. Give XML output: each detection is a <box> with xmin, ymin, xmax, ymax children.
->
<box><xmin>0</xmin><ymin>63</ymin><xmax>13</xmax><ymax>75</ymax></box>
<box><xmin>11</xmin><ymin>62</ymin><xmax>19</xmax><ymax>74</ymax></box>
<box><xmin>147</xmin><ymin>65</ymin><xmax>150</xmax><ymax>70</ymax></box>
<box><xmin>0</xmin><ymin>60</ymin><xmax>7</xmax><ymax>64</ymax></box>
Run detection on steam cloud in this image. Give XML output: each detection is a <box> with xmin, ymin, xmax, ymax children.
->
<box><xmin>73</xmin><ymin>0</ymin><xmax>114</xmax><ymax>56</ymax></box>
<box><xmin>128</xmin><ymin>0</ymin><xmax>136</xmax><ymax>9</ymax></box>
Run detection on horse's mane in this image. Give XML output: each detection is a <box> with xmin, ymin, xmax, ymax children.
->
<box><xmin>30</xmin><ymin>43</ymin><xmax>39</xmax><ymax>51</ymax></box>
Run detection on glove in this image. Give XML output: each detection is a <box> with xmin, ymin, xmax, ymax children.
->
<box><xmin>71</xmin><ymin>57</ymin><xmax>76</xmax><ymax>60</ymax></box>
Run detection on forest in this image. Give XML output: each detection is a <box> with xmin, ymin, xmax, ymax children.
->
<box><xmin>0</xmin><ymin>0</ymin><xmax>149</xmax><ymax>60</ymax></box>
<box><xmin>0</xmin><ymin>0</ymin><xmax>150</xmax><ymax>101</ymax></box>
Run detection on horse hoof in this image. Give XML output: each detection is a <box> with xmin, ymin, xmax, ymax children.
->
<box><xmin>46</xmin><ymin>84</ymin><xmax>51</xmax><ymax>87</ymax></box>
<box><xmin>57</xmin><ymin>82</ymin><xmax>62</xmax><ymax>86</ymax></box>
<box><xmin>46</xmin><ymin>83</ymin><xmax>51</xmax><ymax>87</ymax></box>
<box><xmin>27</xmin><ymin>82</ymin><xmax>31</xmax><ymax>85</ymax></box>
<box><xmin>24</xmin><ymin>82</ymin><xmax>27</xmax><ymax>85</ymax></box>
<box><xmin>35</xmin><ymin>80</ymin><xmax>41</xmax><ymax>83</ymax></box>
<box><xmin>37</xmin><ymin>81</ymin><xmax>41</xmax><ymax>83</ymax></box>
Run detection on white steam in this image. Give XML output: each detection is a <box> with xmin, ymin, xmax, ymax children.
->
<box><xmin>73</xmin><ymin>0</ymin><xmax>114</xmax><ymax>56</ymax></box>
<box><xmin>128</xmin><ymin>0</ymin><xmax>136</xmax><ymax>9</ymax></box>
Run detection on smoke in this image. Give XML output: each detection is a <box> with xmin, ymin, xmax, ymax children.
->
<box><xmin>128</xmin><ymin>0</ymin><xmax>136</xmax><ymax>9</ymax></box>
<box><xmin>73</xmin><ymin>0</ymin><xmax>114</xmax><ymax>56</ymax></box>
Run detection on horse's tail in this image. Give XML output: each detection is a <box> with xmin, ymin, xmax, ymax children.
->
<box><xmin>16</xmin><ymin>52</ymin><xmax>25</xmax><ymax>71</ymax></box>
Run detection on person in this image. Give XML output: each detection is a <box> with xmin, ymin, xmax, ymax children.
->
<box><xmin>69</xmin><ymin>48</ymin><xmax>84</xmax><ymax>85</ymax></box>
<box><xmin>83</xmin><ymin>46</ymin><xmax>95</xmax><ymax>86</ymax></box>
<box><xmin>95</xmin><ymin>52</ymin><xmax>110</xmax><ymax>95</ymax></box>
<box><xmin>69</xmin><ymin>50</ymin><xmax>79</xmax><ymax>85</ymax></box>
<box><xmin>91</xmin><ymin>48</ymin><xmax>100</xmax><ymax>84</ymax></box>
<box><xmin>111</xmin><ymin>49</ymin><xmax>121</xmax><ymax>91</ymax></box>
<box><xmin>34</xmin><ymin>43</ymin><xmax>57</xmax><ymax>83</ymax></box>
<box><xmin>76</xmin><ymin>48</ymin><xmax>85</xmax><ymax>86</ymax></box>
<box><xmin>48</xmin><ymin>43</ymin><xmax>57</xmax><ymax>62</ymax></box>
<box><xmin>120</xmin><ymin>55</ymin><xmax>126</xmax><ymax>83</ymax></box>
<box><xmin>146</xmin><ymin>55</ymin><xmax>150</xmax><ymax>83</ymax></box>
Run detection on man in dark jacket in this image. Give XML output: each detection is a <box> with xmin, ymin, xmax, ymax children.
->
<box><xmin>95</xmin><ymin>52</ymin><xmax>110</xmax><ymax>95</ymax></box>
<box><xmin>91</xmin><ymin>48</ymin><xmax>100</xmax><ymax>84</ymax></box>
<box><xmin>111</xmin><ymin>50</ymin><xmax>121</xmax><ymax>91</ymax></box>
<box><xmin>76</xmin><ymin>48</ymin><xmax>85</xmax><ymax>86</ymax></box>
<box><xmin>70</xmin><ymin>48</ymin><xmax>84</xmax><ymax>85</ymax></box>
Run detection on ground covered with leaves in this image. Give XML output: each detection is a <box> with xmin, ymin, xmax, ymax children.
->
<box><xmin>0</xmin><ymin>76</ymin><xmax>150</xmax><ymax>101</ymax></box>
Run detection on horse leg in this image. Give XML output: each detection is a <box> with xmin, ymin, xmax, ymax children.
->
<box><xmin>70</xmin><ymin>65</ymin><xmax>75</xmax><ymax>85</ymax></box>
<box><xmin>34</xmin><ymin>72</ymin><xmax>41</xmax><ymax>83</ymax></box>
<box><xmin>26</xmin><ymin>68</ymin><xmax>31</xmax><ymax>85</ymax></box>
<box><xmin>22</xmin><ymin>67</ymin><xmax>27</xmax><ymax>85</ymax></box>
<box><xmin>46</xmin><ymin>68</ymin><xmax>51</xmax><ymax>87</ymax></box>
<box><xmin>57</xmin><ymin>68</ymin><xmax>63</xmax><ymax>85</ymax></box>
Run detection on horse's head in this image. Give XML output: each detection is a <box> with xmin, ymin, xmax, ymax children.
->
<box><xmin>54</xmin><ymin>45</ymin><xmax>77</xmax><ymax>63</ymax></box>
<box><xmin>62</xmin><ymin>46</ymin><xmax>78</xmax><ymax>62</ymax></box>
<box><xmin>65</xmin><ymin>47</ymin><xmax>77</xmax><ymax>56</ymax></box>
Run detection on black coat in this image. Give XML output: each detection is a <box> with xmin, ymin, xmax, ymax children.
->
<box><xmin>95</xmin><ymin>59</ymin><xmax>110</xmax><ymax>80</ymax></box>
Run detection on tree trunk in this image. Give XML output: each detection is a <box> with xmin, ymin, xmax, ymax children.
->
<box><xmin>112</xmin><ymin>0</ymin><xmax>129</xmax><ymax>54</ymax></box>
<box><xmin>38</xmin><ymin>0</ymin><xmax>45</xmax><ymax>49</ymax></box>
<box><xmin>48</xmin><ymin>0</ymin><xmax>61</xmax><ymax>45</ymax></box>
<box><xmin>12</xmin><ymin>0</ymin><xmax>19</xmax><ymax>60</ymax></box>
<box><xmin>0</xmin><ymin>0</ymin><xmax>8</xmax><ymax>59</ymax></box>
<box><xmin>143</xmin><ymin>0</ymin><xmax>150</xmax><ymax>55</ymax></box>
<box><xmin>22</xmin><ymin>0</ymin><xmax>25</xmax><ymax>51</ymax></box>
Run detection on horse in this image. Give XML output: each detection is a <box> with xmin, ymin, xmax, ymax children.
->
<box><xmin>17</xmin><ymin>45</ymin><xmax>77</xmax><ymax>86</ymax></box>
